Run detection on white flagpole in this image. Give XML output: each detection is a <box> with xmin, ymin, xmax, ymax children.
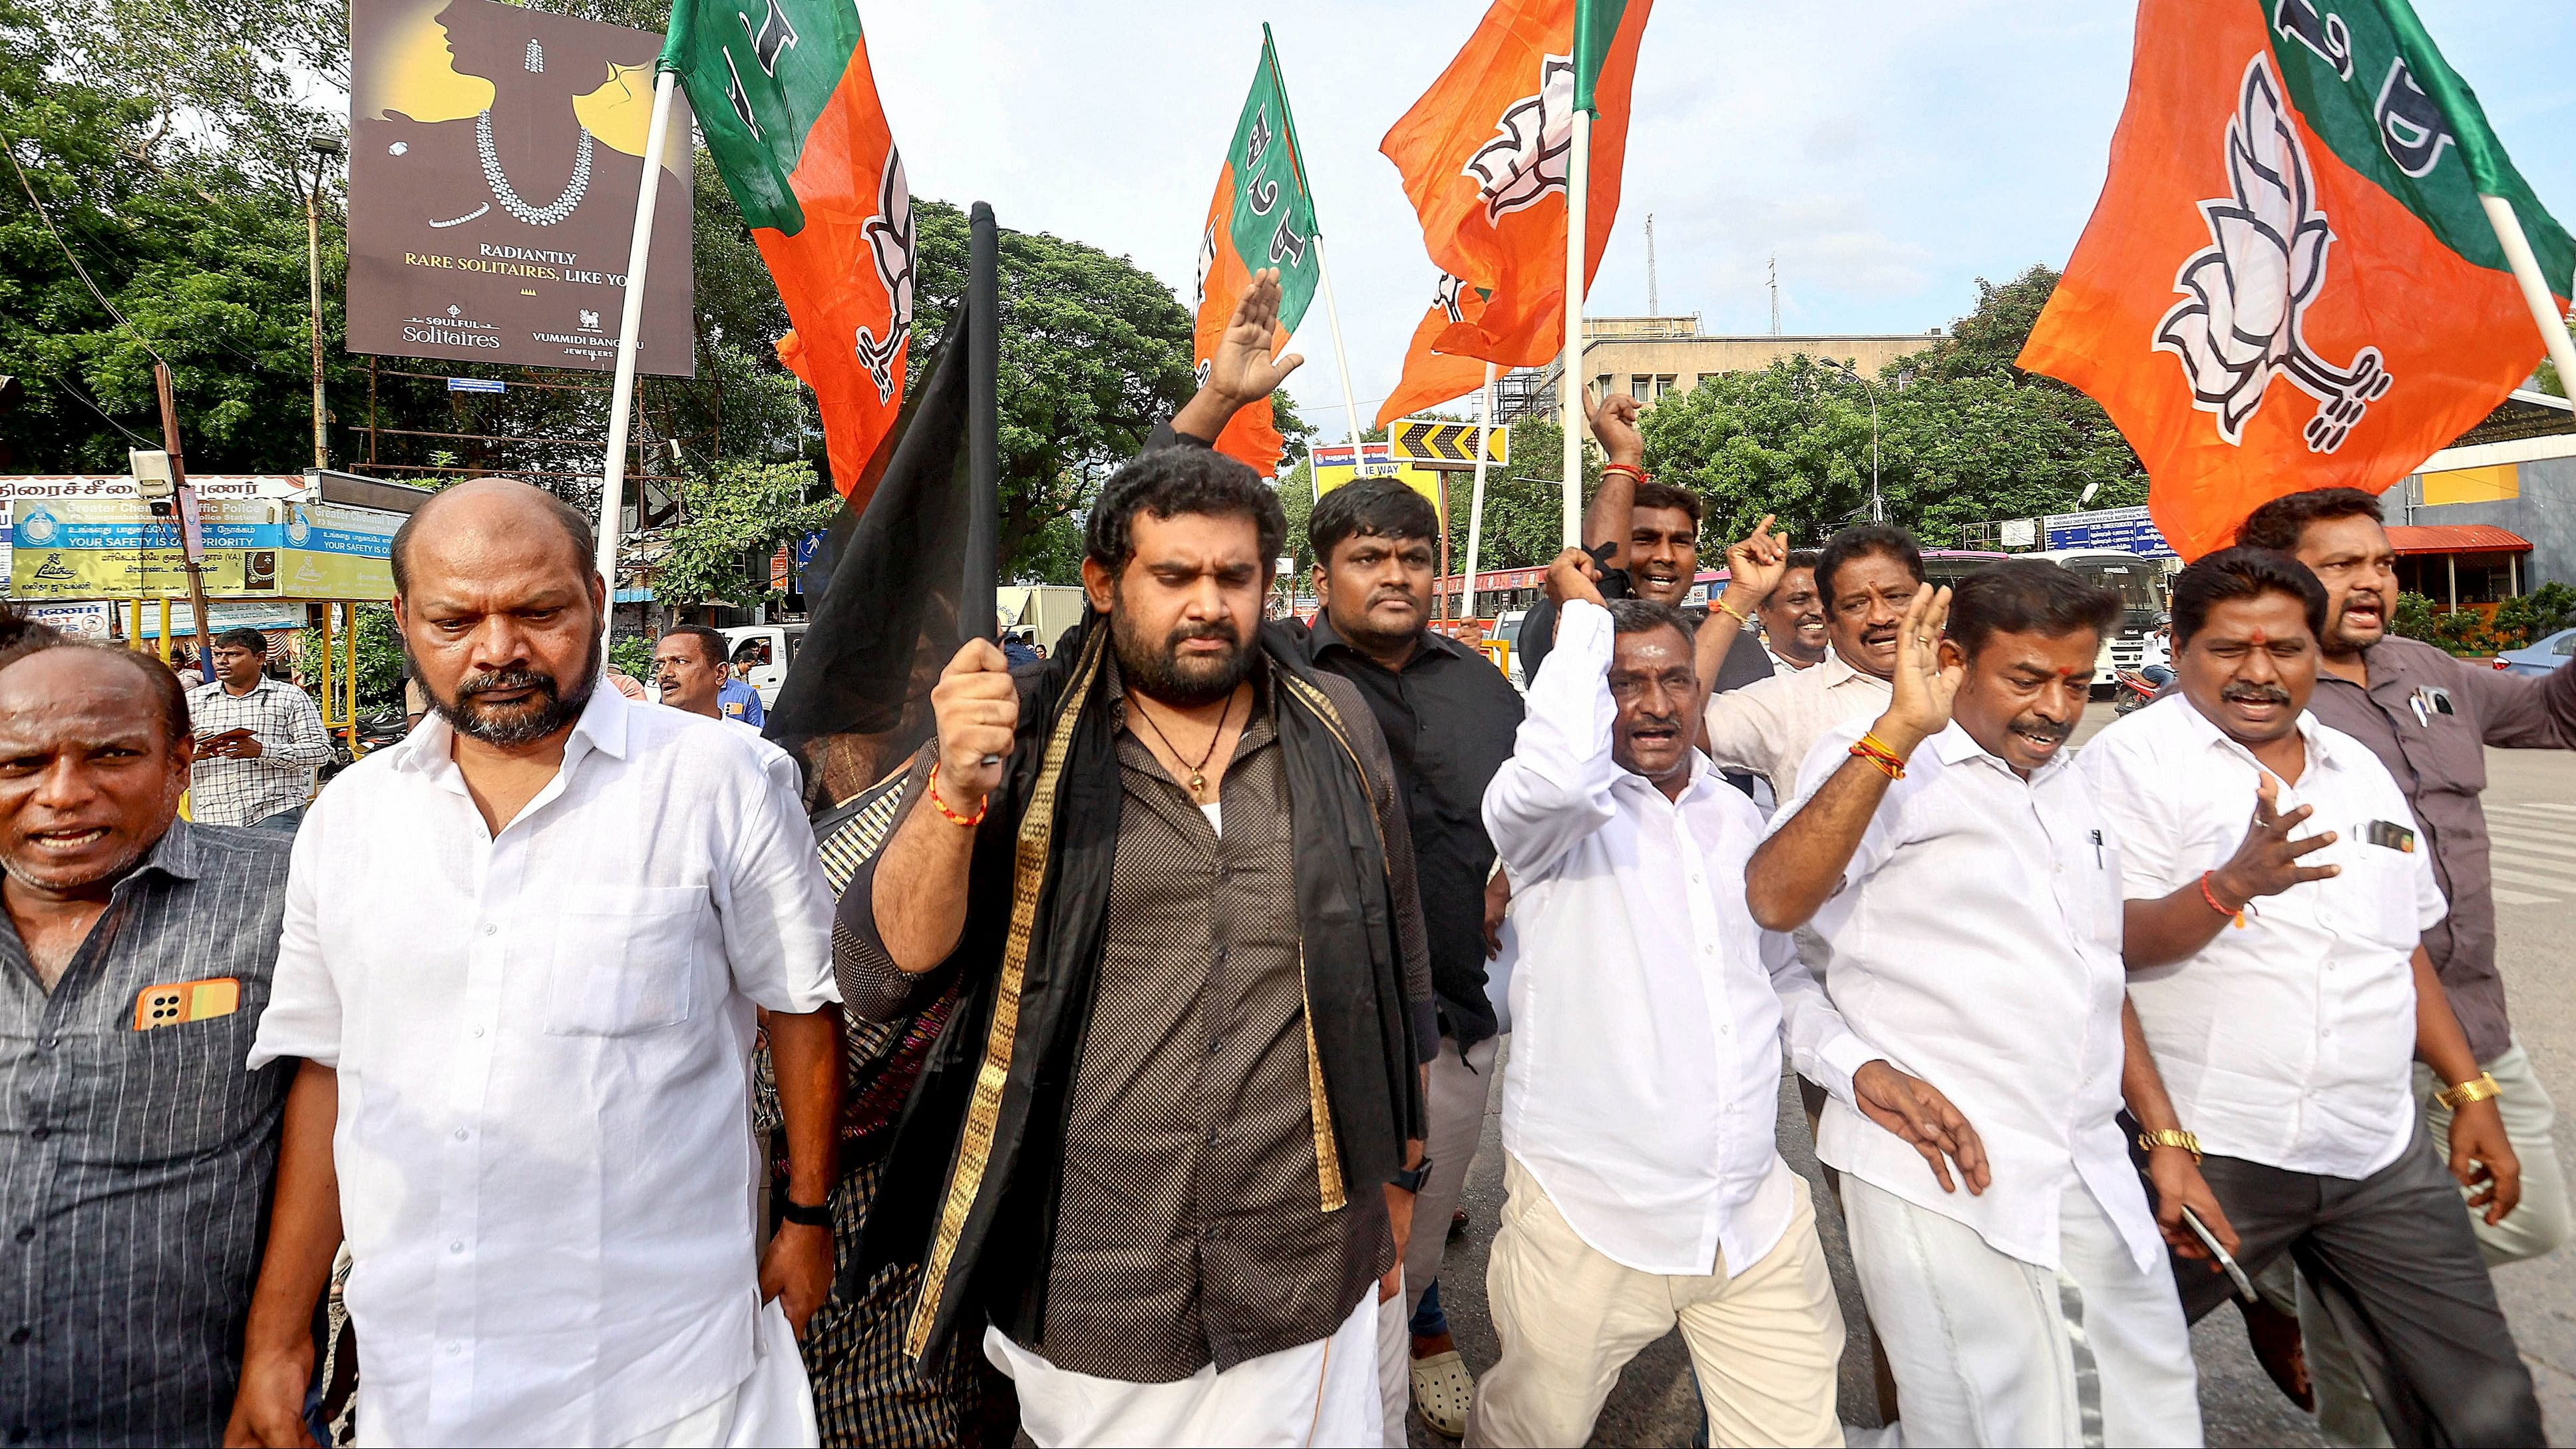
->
<box><xmin>1465</xmin><ymin>361</ymin><xmax>1497</xmax><ymax>620</ymax></box>
<box><xmin>1312</xmin><ymin>236</ymin><xmax>1368</xmax><ymax>451</ymax></box>
<box><xmin>595</xmin><ymin>69</ymin><xmax>680</xmax><ymax>616</ymax></box>
<box><xmin>2479</xmin><ymin>194</ymin><xmax>2576</xmax><ymax>407</ymax></box>
<box><xmin>1560</xmin><ymin>107</ymin><xmax>1591</xmax><ymax>547</ymax></box>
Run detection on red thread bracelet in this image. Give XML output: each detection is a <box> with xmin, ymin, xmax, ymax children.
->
<box><xmin>2197</xmin><ymin>871</ymin><xmax>2244</xmax><ymax>926</ymax></box>
<box><xmin>1601</xmin><ymin>461</ymin><xmax>1650</xmax><ymax>484</ymax></box>
<box><xmin>927</xmin><ymin>763</ymin><xmax>988</xmax><ymax>827</ymax></box>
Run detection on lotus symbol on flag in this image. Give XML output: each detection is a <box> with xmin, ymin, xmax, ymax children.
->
<box><xmin>1465</xmin><ymin>55</ymin><xmax>1574</xmax><ymax>224</ymax></box>
<box><xmin>2155</xmin><ymin>55</ymin><xmax>2392</xmax><ymax>453</ymax></box>
<box><xmin>852</xmin><ymin>146</ymin><xmax>914</xmax><ymax>403</ymax></box>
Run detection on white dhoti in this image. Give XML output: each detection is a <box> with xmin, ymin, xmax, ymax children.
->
<box><xmin>984</xmin><ymin>1291</ymin><xmax>1383</xmax><ymax>1448</ymax></box>
<box><xmin>613</xmin><ymin>1301</ymin><xmax>821</xmax><ymax>1448</ymax></box>
<box><xmin>1842</xmin><ymin>1176</ymin><xmax>2199</xmax><ymax>1448</ymax></box>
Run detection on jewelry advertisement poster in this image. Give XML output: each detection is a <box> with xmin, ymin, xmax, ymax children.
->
<box><xmin>345</xmin><ymin>0</ymin><xmax>696</xmax><ymax>376</ymax></box>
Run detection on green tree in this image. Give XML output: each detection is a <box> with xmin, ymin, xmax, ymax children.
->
<box><xmin>296</xmin><ymin>604</ymin><xmax>406</xmax><ymax>712</ymax></box>
<box><xmin>651</xmin><ymin>458</ymin><xmax>838</xmax><ymax>608</ymax></box>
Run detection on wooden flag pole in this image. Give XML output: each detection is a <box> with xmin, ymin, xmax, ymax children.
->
<box><xmin>594</xmin><ymin>67</ymin><xmax>680</xmax><ymax>622</ymax></box>
<box><xmin>1465</xmin><ymin>361</ymin><xmax>1497</xmax><ymax>620</ymax></box>
<box><xmin>1560</xmin><ymin>106</ymin><xmax>1592</xmax><ymax>547</ymax></box>
<box><xmin>1312</xmin><ymin>236</ymin><xmax>1367</xmax><ymax>451</ymax></box>
<box><xmin>2479</xmin><ymin>194</ymin><xmax>2576</xmax><ymax>407</ymax></box>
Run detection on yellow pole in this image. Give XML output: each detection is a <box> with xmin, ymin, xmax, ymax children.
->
<box><xmin>130</xmin><ymin>600</ymin><xmax>144</xmax><ymax>652</ymax></box>
<box><xmin>158</xmin><ymin>599</ymin><xmax>172</xmax><ymax>663</ymax></box>
<box><xmin>317</xmin><ymin>604</ymin><xmax>335</xmax><ymax>731</ymax></box>
<box><xmin>343</xmin><ymin>604</ymin><xmax>359</xmax><ymax>755</ymax></box>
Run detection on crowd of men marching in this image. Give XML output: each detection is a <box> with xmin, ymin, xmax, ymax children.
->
<box><xmin>5</xmin><ymin>278</ymin><xmax>2576</xmax><ymax>1448</ymax></box>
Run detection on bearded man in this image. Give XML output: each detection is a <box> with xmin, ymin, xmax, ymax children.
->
<box><xmin>841</xmin><ymin>439</ymin><xmax>1434</xmax><ymax>1447</ymax></box>
<box><xmin>227</xmin><ymin>479</ymin><xmax>844</xmax><ymax>1447</ymax></box>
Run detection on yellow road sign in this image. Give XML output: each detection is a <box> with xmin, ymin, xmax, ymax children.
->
<box><xmin>1390</xmin><ymin>417</ymin><xmax>1507</xmax><ymax>467</ymax></box>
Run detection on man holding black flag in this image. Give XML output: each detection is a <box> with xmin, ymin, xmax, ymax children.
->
<box><xmin>825</xmin><ymin>270</ymin><xmax>1434</xmax><ymax>1448</ymax></box>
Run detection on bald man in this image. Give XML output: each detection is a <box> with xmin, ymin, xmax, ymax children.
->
<box><xmin>228</xmin><ymin>480</ymin><xmax>845</xmax><ymax>1447</ymax></box>
<box><xmin>0</xmin><ymin>643</ymin><xmax>298</xmax><ymax>1444</ymax></box>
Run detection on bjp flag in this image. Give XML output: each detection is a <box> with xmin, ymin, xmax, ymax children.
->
<box><xmin>1381</xmin><ymin>0</ymin><xmax>1651</xmax><ymax>367</ymax></box>
<box><xmin>1375</xmin><ymin>273</ymin><xmax>1494</xmax><ymax>429</ymax></box>
<box><xmin>2018</xmin><ymin>0</ymin><xmax>2573</xmax><ymax>559</ymax></box>
<box><xmin>663</xmin><ymin>0</ymin><xmax>913</xmax><ymax>510</ymax></box>
<box><xmin>1191</xmin><ymin>27</ymin><xmax>1325</xmax><ymax>476</ymax></box>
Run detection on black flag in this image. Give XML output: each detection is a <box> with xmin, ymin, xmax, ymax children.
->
<box><xmin>766</xmin><ymin>203</ymin><xmax>1002</xmax><ymax>806</ymax></box>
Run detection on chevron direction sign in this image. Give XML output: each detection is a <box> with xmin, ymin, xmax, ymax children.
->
<box><xmin>1390</xmin><ymin>417</ymin><xmax>1507</xmax><ymax>468</ymax></box>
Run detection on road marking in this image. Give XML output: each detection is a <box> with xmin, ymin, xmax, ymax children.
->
<box><xmin>2486</xmin><ymin>829</ymin><xmax>2576</xmax><ymax>863</ymax></box>
<box><xmin>2491</xmin><ymin>864</ymin><xmax>2576</xmax><ymax>891</ymax></box>
<box><xmin>2490</xmin><ymin>802</ymin><xmax>2576</xmax><ymax>817</ymax></box>
<box><xmin>2493</xmin><ymin>886</ymin><xmax>2559</xmax><ymax>906</ymax></box>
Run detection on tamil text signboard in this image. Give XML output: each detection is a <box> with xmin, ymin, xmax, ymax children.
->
<box><xmin>2042</xmin><ymin>505</ymin><xmax>2179</xmax><ymax>561</ymax></box>
<box><xmin>345</xmin><ymin>0</ymin><xmax>694</xmax><ymax>375</ymax></box>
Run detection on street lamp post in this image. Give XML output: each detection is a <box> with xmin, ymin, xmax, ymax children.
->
<box><xmin>1817</xmin><ymin>355</ymin><xmax>1881</xmax><ymax>524</ymax></box>
<box><xmin>303</xmin><ymin>136</ymin><xmax>345</xmax><ymax>471</ymax></box>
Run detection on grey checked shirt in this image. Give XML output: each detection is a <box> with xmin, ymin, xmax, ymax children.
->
<box><xmin>186</xmin><ymin>677</ymin><xmax>331</xmax><ymax>827</ymax></box>
<box><xmin>0</xmin><ymin>822</ymin><xmax>296</xmax><ymax>1446</ymax></box>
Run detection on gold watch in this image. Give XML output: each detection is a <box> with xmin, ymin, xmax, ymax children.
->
<box><xmin>2436</xmin><ymin>1072</ymin><xmax>2503</xmax><ymax>1111</ymax></box>
<box><xmin>2137</xmin><ymin>1128</ymin><xmax>2202</xmax><ymax>1162</ymax></box>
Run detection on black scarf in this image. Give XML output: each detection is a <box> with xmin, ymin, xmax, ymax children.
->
<box><xmin>859</xmin><ymin>610</ymin><xmax>1423</xmax><ymax>1365</ymax></box>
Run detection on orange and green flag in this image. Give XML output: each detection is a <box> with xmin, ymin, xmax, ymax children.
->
<box><xmin>1376</xmin><ymin>272</ymin><xmax>1493</xmax><ymax>429</ymax></box>
<box><xmin>2018</xmin><ymin>0</ymin><xmax>2573</xmax><ymax>560</ymax></box>
<box><xmin>1380</xmin><ymin>0</ymin><xmax>1652</xmax><ymax>367</ymax></box>
<box><xmin>662</xmin><ymin>0</ymin><xmax>913</xmax><ymax>511</ymax></box>
<box><xmin>1192</xmin><ymin>27</ymin><xmax>1324</xmax><ymax>476</ymax></box>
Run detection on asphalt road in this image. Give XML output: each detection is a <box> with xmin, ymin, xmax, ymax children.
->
<box><xmin>1404</xmin><ymin>704</ymin><xmax>2576</xmax><ymax>1446</ymax></box>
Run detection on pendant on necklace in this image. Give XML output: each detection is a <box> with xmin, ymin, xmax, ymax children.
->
<box><xmin>1189</xmin><ymin>771</ymin><xmax>1208</xmax><ymax>794</ymax></box>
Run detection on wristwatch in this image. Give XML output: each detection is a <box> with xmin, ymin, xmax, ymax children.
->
<box><xmin>779</xmin><ymin>1194</ymin><xmax>832</xmax><ymax>1228</ymax></box>
<box><xmin>2436</xmin><ymin>1072</ymin><xmax>2503</xmax><ymax>1111</ymax></box>
<box><xmin>1391</xmin><ymin>1158</ymin><xmax>1435</xmax><ymax>1194</ymax></box>
<box><xmin>2136</xmin><ymin>1128</ymin><xmax>2202</xmax><ymax>1162</ymax></box>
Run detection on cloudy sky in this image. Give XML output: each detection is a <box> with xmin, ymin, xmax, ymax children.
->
<box><xmin>852</xmin><ymin>0</ymin><xmax>2576</xmax><ymax>431</ymax></box>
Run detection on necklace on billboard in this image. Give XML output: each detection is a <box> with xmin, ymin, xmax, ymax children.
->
<box><xmin>475</xmin><ymin>110</ymin><xmax>592</xmax><ymax>226</ymax></box>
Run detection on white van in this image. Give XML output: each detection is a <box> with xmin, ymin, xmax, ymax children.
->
<box><xmin>719</xmin><ymin>623</ymin><xmax>807</xmax><ymax>709</ymax></box>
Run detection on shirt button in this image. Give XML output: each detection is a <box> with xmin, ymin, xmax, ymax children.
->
<box><xmin>11</xmin><ymin>1227</ymin><xmax>30</xmax><ymax>1244</ymax></box>
<box><xmin>445</xmin><ymin>1341</ymin><xmax>462</xmax><ymax>1356</ymax></box>
<box><xmin>471</xmin><ymin>1026</ymin><xmax>486</xmax><ymax>1038</ymax></box>
<box><xmin>483</xmin><ymin>924</ymin><xmax>497</xmax><ymax>936</ymax></box>
<box><xmin>453</xmin><ymin>1128</ymin><xmax>469</xmax><ymax>1141</ymax></box>
<box><xmin>27</xmin><ymin>1128</ymin><xmax>45</xmax><ymax>1143</ymax></box>
<box><xmin>6</xmin><ymin>1327</ymin><xmax>25</xmax><ymax>1345</ymax></box>
<box><xmin>449</xmin><ymin>1241</ymin><xmax>465</xmax><ymax>1254</ymax></box>
<box><xmin>37</xmin><ymin>1038</ymin><xmax>53</xmax><ymax>1052</ymax></box>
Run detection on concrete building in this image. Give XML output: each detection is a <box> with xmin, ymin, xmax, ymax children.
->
<box><xmin>1497</xmin><ymin>315</ymin><xmax>1947</xmax><ymax>422</ymax></box>
<box><xmin>2384</xmin><ymin>390</ymin><xmax>2576</xmax><ymax>600</ymax></box>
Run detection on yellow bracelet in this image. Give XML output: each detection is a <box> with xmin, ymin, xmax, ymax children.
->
<box><xmin>2436</xmin><ymin>1072</ymin><xmax>2502</xmax><ymax>1111</ymax></box>
<box><xmin>1714</xmin><ymin>596</ymin><xmax>1755</xmax><ymax>626</ymax></box>
<box><xmin>2137</xmin><ymin>1128</ymin><xmax>2202</xmax><ymax>1162</ymax></box>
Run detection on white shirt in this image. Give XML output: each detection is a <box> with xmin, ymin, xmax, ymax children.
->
<box><xmin>1775</xmin><ymin>720</ymin><xmax>2162</xmax><ymax>1273</ymax></box>
<box><xmin>1763</xmin><ymin>642</ymin><xmax>1829</xmax><ymax>676</ymax></box>
<box><xmin>1704</xmin><ymin>651</ymin><xmax>1893</xmax><ymax>790</ymax></box>
<box><xmin>2079</xmin><ymin>698</ymin><xmax>2444</xmax><ymax>1178</ymax></box>
<box><xmin>719</xmin><ymin>712</ymin><xmax>805</xmax><ymax>799</ymax></box>
<box><xmin>1483</xmin><ymin>600</ymin><xmax>1805</xmax><ymax>1277</ymax></box>
<box><xmin>249</xmin><ymin>685</ymin><xmax>838</xmax><ymax>1445</ymax></box>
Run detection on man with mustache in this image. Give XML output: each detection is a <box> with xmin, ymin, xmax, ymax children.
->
<box><xmin>1701</xmin><ymin>523</ymin><xmax>1926</xmax><ymax>798</ymax></box>
<box><xmin>841</xmin><ymin>382</ymin><xmax>1433</xmax><ymax>1443</ymax></box>
<box><xmin>1297</xmin><ymin>477</ymin><xmax>1522</xmax><ymax>1440</ymax></box>
<box><xmin>1756</xmin><ymin>551</ymin><xmax>1829</xmax><ymax>673</ymax></box>
<box><xmin>2235</xmin><ymin>488</ymin><xmax>2576</xmax><ymax>1447</ymax></box>
<box><xmin>1746</xmin><ymin>562</ymin><xmax>2222</xmax><ymax>1446</ymax></box>
<box><xmin>2080</xmin><ymin>548</ymin><xmax>2542</xmax><ymax>1446</ymax></box>
<box><xmin>0</xmin><ymin>638</ymin><xmax>299</xmax><ymax>1446</ymax></box>
<box><xmin>228</xmin><ymin>479</ymin><xmax>845</xmax><ymax>1447</ymax></box>
<box><xmin>1467</xmin><ymin>550</ymin><xmax>1864</xmax><ymax>1448</ymax></box>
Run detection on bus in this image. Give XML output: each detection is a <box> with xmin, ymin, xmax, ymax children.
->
<box><xmin>2019</xmin><ymin>548</ymin><xmax>2173</xmax><ymax>693</ymax></box>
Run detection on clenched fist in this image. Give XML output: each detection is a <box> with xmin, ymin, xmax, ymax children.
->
<box><xmin>930</xmin><ymin>638</ymin><xmax>1019</xmax><ymax>814</ymax></box>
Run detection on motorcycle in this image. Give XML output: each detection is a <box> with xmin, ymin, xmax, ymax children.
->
<box><xmin>2113</xmin><ymin>668</ymin><xmax>2163</xmax><ymax>716</ymax></box>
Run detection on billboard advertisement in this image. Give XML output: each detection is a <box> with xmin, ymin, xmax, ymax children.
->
<box><xmin>345</xmin><ymin>0</ymin><xmax>695</xmax><ymax>375</ymax></box>
<box><xmin>9</xmin><ymin>499</ymin><xmax>401</xmax><ymax>602</ymax></box>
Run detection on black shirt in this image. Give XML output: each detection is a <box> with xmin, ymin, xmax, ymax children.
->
<box><xmin>1300</xmin><ymin>614</ymin><xmax>1525</xmax><ymax>1047</ymax></box>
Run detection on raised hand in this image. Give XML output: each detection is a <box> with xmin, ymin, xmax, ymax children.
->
<box><xmin>1204</xmin><ymin>268</ymin><xmax>1305</xmax><ymax>406</ymax></box>
<box><xmin>1869</xmin><ymin>584</ymin><xmax>1960</xmax><ymax>758</ymax></box>
<box><xmin>1542</xmin><ymin>546</ymin><xmax>1606</xmax><ymax>611</ymax></box>
<box><xmin>1585</xmin><ymin>390</ymin><xmax>1645</xmax><ymax>467</ymax></box>
<box><xmin>1852</xmin><ymin>1060</ymin><xmax>1989</xmax><ymax>1195</ymax></box>
<box><xmin>1720</xmin><ymin>515</ymin><xmax>1789</xmax><ymax>612</ymax></box>
<box><xmin>928</xmin><ymin>638</ymin><xmax>1019</xmax><ymax>813</ymax></box>
<box><xmin>2208</xmin><ymin>773</ymin><xmax>2338</xmax><ymax>908</ymax></box>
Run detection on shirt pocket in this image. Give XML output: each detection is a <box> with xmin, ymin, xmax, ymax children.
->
<box><xmin>2326</xmin><ymin>845</ymin><xmax>2424</xmax><ymax>954</ymax></box>
<box><xmin>544</xmin><ymin>885</ymin><xmax>705</xmax><ymax>1036</ymax></box>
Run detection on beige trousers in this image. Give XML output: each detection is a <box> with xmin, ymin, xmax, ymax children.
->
<box><xmin>1467</xmin><ymin>1154</ymin><xmax>1845</xmax><ymax>1448</ymax></box>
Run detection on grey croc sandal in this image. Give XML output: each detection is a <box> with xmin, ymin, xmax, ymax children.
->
<box><xmin>1410</xmin><ymin>1348</ymin><xmax>1475</xmax><ymax>1439</ymax></box>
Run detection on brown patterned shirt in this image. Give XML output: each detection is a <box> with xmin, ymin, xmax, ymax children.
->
<box><xmin>840</xmin><ymin>658</ymin><xmax>1432</xmax><ymax>1382</ymax></box>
